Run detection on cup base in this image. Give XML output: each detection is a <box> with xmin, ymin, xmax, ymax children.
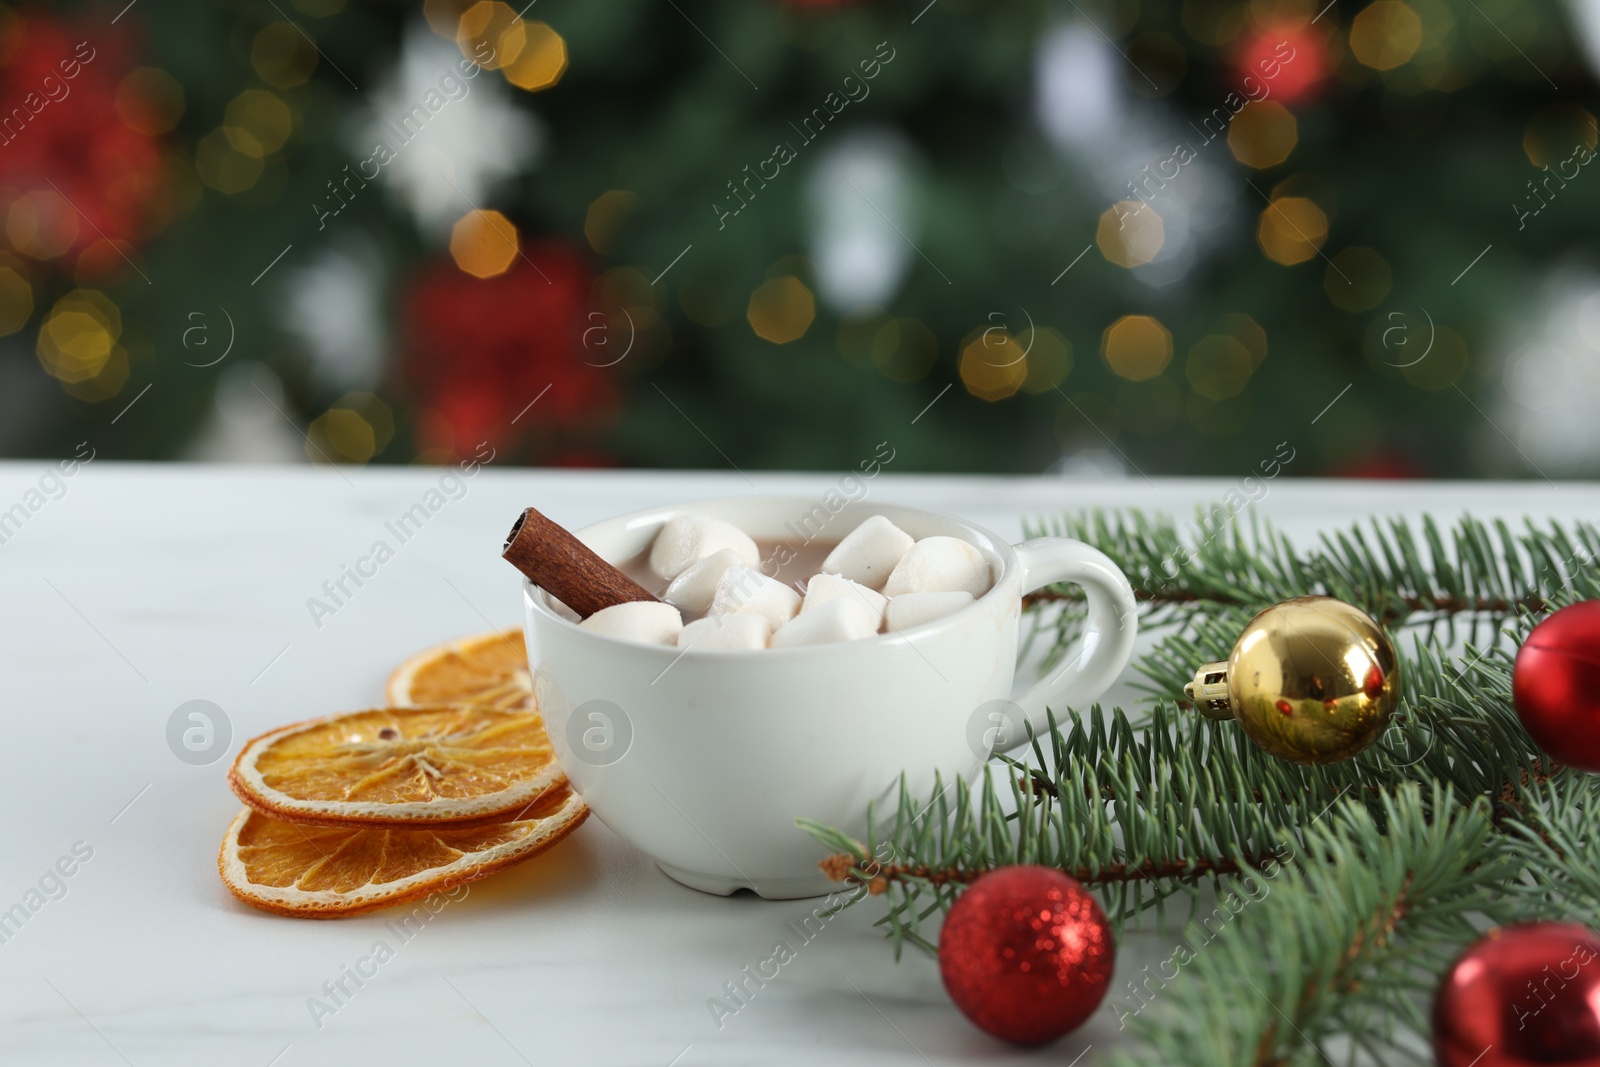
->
<box><xmin>656</xmin><ymin>862</ymin><xmax>835</xmax><ymax>900</ymax></box>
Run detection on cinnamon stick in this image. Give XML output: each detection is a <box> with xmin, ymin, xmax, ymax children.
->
<box><xmin>502</xmin><ymin>507</ymin><xmax>660</xmax><ymax>619</ymax></box>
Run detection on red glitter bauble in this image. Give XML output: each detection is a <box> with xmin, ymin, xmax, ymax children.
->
<box><xmin>1513</xmin><ymin>601</ymin><xmax>1600</xmax><ymax>771</ymax></box>
<box><xmin>1432</xmin><ymin>922</ymin><xmax>1600</xmax><ymax>1067</ymax></box>
<box><xmin>938</xmin><ymin>866</ymin><xmax>1114</xmax><ymax>1046</ymax></box>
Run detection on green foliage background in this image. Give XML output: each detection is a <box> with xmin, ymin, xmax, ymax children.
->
<box><xmin>4</xmin><ymin>0</ymin><xmax>1595</xmax><ymax>476</ymax></box>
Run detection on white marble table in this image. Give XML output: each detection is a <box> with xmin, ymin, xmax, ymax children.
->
<box><xmin>0</xmin><ymin>463</ymin><xmax>1593</xmax><ymax>1066</ymax></box>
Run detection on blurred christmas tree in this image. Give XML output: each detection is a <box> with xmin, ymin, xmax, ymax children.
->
<box><xmin>0</xmin><ymin>0</ymin><xmax>1596</xmax><ymax>477</ymax></box>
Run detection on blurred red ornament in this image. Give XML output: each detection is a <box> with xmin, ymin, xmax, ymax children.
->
<box><xmin>938</xmin><ymin>865</ymin><xmax>1114</xmax><ymax>1046</ymax></box>
<box><xmin>1433</xmin><ymin>922</ymin><xmax>1600</xmax><ymax>1067</ymax></box>
<box><xmin>1331</xmin><ymin>452</ymin><xmax>1425</xmax><ymax>479</ymax></box>
<box><xmin>1513</xmin><ymin>601</ymin><xmax>1600</xmax><ymax>771</ymax></box>
<box><xmin>404</xmin><ymin>241</ymin><xmax>619</xmax><ymax>456</ymax></box>
<box><xmin>549</xmin><ymin>449</ymin><xmax>617</xmax><ymax>468</ymax></box>
<box><xmin>0</xmin><ymin>11</ymin><xmax>169</xmax><ymax>259</ymax></box>
<box><xmin>1235</xmin><ymin>24</ymin><xmax>1326</xmax><ymax>104</ymax></box>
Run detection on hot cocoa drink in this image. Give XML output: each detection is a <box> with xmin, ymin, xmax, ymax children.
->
<box><xmin>586</xmin><ymin>513</ymin><xmax>993</xmax><ymax>649</ymax></box>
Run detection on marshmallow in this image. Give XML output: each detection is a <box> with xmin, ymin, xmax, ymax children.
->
<box><xmin>708</xmin><ymin>566</ymin><xmax>801</xmax><ymax>630</ymax></box>
<box><xmin>677</xmin><ymin>613</ymin><xmax>772</xmax><ymax>651</ymax></box>
<box><xmin>885</xmin><ymin>591</ymin><xmax>976</xmax><ymax>632</ymax></box>
<box><xmin>821</xmin><ymin>515</ymin><xmax>915</xmax><ymax>591</ymax></box>
<box><xmin>578</xmin><ymin>601</ymin><xmax>684</xmax><ymax>645</ymax></box>
<box><xmin>882</xmin><ymin>536</ymin><xmax>990</xmax><ymax>598</ymax></box>
<box><xmin>663</xmin><ymin>548</ymin><xmax>744</xmax><ymax>615</ymax></box>
<box><xmin>648</xmin><ymin>516</ymin><xmax>760</xmax><ymax>581</ymax></box>
<box><xmin>802</xmin><ymin>572</ymin><xmax>887</xmax><ymax>629</ymax></box>
<box><xmin>771</xmin><ymin>599</ymin><xmax>879</xmax><ymax>647</ymax></box>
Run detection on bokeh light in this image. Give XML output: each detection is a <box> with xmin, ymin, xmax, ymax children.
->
<box><xmin>457</xmin><ymin>1</ymin><xmax>525</xmax><ymax>70</ymax></box>
<box><xmin>308</xmin><ymin>393</ymin><xmax>395</xmax><ymax>465</ymax></box>
<box><xmin>37</xmin><ymin>290</ymin><xmax>122</xmax><ymax>387</ymax></box>
<box><xmin>115</xmin><ymin>68</ymin><xmax>185</xmax><ymax>136</ymax></box>
<box><xmin>62</xmin><ymin>345</ymin><xmax>130</xmax><ymax>402</ymax></box>
<box><xmin>75</xmin><ymin>240</ymin><xmax>142</xmax><ymax>285</ymax></box>
<box><xmin>1324</xmin><ymin>247</ymin><xmax>1393</xmax><ymax>311</ymax></box>
<box><xmin>7</xmin><ymin>191</ymin><xmax>78</xmax><ymax>260</ymax></box>
<box><xmin>425</xmin><ymin>0</ymin><xmax>475</xmax><ymax>37</ymax></box>
<box><xmin>959</xmin><ymin>330</ymin><xmax>1029</xmax><ymax>401</ymax></box>
<box><xmin>1022</xmin><ymin>327</ymin><xmax>1073</xmax><ymax>394</ymax></box>
<box><xmin>502</xmin><ymin>22</ymin><xmax>567</xmax><ymax>91</ymax></box>
<box><xmin>252</xmin><ymin>22</ymin><xmax>319</xmax><ymax>88</ymax></box>
<box><xmin>224</xmin><ymin>90</ymin><xmax>292</xmax><ymax>158</ymax></box>
<box><xmin>317</xmin><ymin>410</ymin><xmax>374</xmax><ymax>463</ymax></box>
<box><xmin>747</xmin><ymin>276</ymin><xmax>815</xmax><ymax>344</ymax></box>
<box><xmin>449</xmin><ymin>210</ymin><xmax>520</xmax><ymax>278</ymax></box>
<box><xmin>1228</xmin><ymin>101</ymin><xmax>1298</xmax><ymax>169</ymax></box>
<box><xmin>1257</xmin><ymin>196</ymin><xmax>1328</xmax><ymax>265</ymax></box>
<box><xmin>1186</xmin><ymin>335</ymin><xmax>1254</xmax><ymax>400</ymax></box>
<box><xmin>836</xmin><ymin>308</ymin><xmax>890</xmax><ymax>367</ymax></box>
<box><xmin>1349</xmin><ymin>2</ymin><xmax>1424</xmax><ymax>71</ymax></box>
<box><xmin>593</xmin><ymin>266</ymin><xmax>670</xmax><ymax>370</ymax></box>
<box><xmin>1522</xmin><ymin>103</ymin><xmax>1599</xmax><ymax>168</ymax></box>
<box><xmin>1402</xmin><ymin>325</ymin><xmax>1467</xmax><ymax>390</ymax></box>
<box><xmin>1217</xmin><ymin>313</ymin><xmax>1268</xmax><ymax>369</ymax></box>
<box><xmin>594</xmin><ymin>266</ymin><xmax>658</xmax><ymax>314</ymax></box>
<box><xmin>584</xmin><ymin>190</ymin><xmax>637</xmax><ymax>254</ymax></box>
<box><xmin>1097</xmin><ymin>201</ymin><xmax>1165</xmax><ymax>268</ymax></box>
<box><xmin>1235</xmin><ymin>24</ymin><xmax>1327</xmax><ymax>103</ymax></box>
<box><xmin>0</xmin><ymin>264</ymin><xmax>33</xmax><ymax>336</ymax></box>
<box><xmin>196</xmin><ymin>129</ymin><xmax>264</xmax><ymax>194</ymax></box>
<box><xmin>836</xmin><ymin>310</ymin><xmax>936</xmax><ymax>382</ymax></box>
<box><xmin>1102</xmin><ymin>315</ymin><xmax>1172</xmax><ymax>381</ymax></box>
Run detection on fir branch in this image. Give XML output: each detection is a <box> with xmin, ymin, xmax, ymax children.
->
<box><xmin>1022</xmin><ymin>584</ymin><xmax>1550</xmax><ymax>618</ymax></box>
<box><xmin>1023</xmin><ymin>510</ymin><xmax>1600</xmax><ymax>656</ymax></box>
<box><xmin>1501</xmin><ymin>772</ymin><xmax>1600</xmax><ymax>919</ymax></box>
<box><xmin>1108</xmin><ymin>786</ymin><xmax>1523</xmax><ymax>1067</ymax></box>
<box><xmin>798</xmin><ymin>506</ymin><xmax>1595</xmax><ymax>1060</ymax></box>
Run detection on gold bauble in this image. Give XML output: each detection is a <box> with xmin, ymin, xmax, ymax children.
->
<box><xmin>1184</xmin><ymin>596</ymin><xmax>1400</xmax><ymax>764</ymax></box>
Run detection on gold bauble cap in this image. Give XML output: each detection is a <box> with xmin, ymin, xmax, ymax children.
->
<box><xmin>1184</xmin><ymin>596</ymin><xmax>1400</xmax><ymax>764</ymax></box>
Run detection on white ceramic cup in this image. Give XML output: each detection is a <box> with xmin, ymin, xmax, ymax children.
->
<box><xmin>521</xmin><ymin>497</ymin><xmax>1137</xmax><ymax>899</ymax></box>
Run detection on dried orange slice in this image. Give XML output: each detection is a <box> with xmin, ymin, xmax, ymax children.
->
<box><xmin>228</xmin><ymin>705</ymin><xmax>563</xmax><ymax>830</ymax></box>
<box><xmin>386</xmin><ymin>628</ymin><xmax>533</xmax><ymax>711</ymax></box>
<box><xmin>218</xmin><ymin>786</ymin><xmax>587</xmax><ymax>918</ymax></box>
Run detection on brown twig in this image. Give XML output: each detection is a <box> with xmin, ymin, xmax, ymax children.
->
<box><xmin>1022</xmin><ymin>586</ymin><xmax>1548</xmax><ymax>625</ymax></box>
<box><xmin>1021</xmin><ymin>587</ymin><xmax>1216</xmax><ymax>610</ymax></box>
<box><xmin>1249</xmin><ymin>877</ymin><xmax>1417</xmax><ymax>1067</ymax></box>
<box><xmin>820</xmin><ymin>852</ymin><xmax>1288</xmax><ymax>890</ymax></box>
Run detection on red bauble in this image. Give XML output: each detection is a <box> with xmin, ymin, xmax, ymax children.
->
<box><xmin>1433</xmin><ymin>922</ymin><xmax>1600</xmax><ymax>1067</ymax></box>
<box><xmin>938</xmin><ymin>866</ymin><xmax>1114</xmax><ymax>1046</ymax></box>
<box><xmin>1513</xmin><ymin>601</ymin><xmax>1600</xmax><ymax>771</ymax></box>
<box><xmin>1234</xmin><ymin>25</ymin><xmax>1327</xmax><ymax>104</ymax></box>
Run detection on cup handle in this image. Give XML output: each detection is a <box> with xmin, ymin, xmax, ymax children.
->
<box><xmin>999</xmin><ymin>538</ymin><xmax>1139</xmax><ymax>755</ymax></box>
